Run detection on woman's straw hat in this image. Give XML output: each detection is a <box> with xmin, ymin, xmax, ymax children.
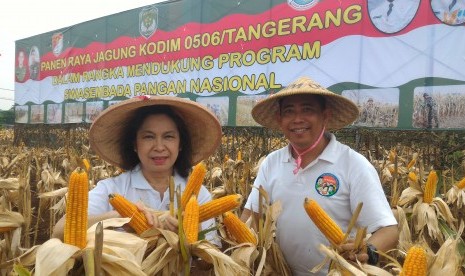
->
<box><xmin>252</xmin><ymin>76</ymin><xmax>359</xmax><ymax>130</ymax></box>
<box><xmin>89</xmin><ymin>96</ymin><xmax>222</xmax><ymax>168</ymax></box>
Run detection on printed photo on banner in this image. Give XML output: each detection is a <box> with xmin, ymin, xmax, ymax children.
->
<box><xmin>15</xmin><ymin>49</ymin><xmax>28</xmax><ymax>82</ymax></box>
<box><xmin>236</xmin><ymin>95</ymin><xmax>267</xmax><ymax>126</ymax></box>
<box><xmin>342</xmin><ymin>88</ymin><xmax>399</xmax><ymax>128</ymax></box>
<box><xmin>30</xmin><ymin>105</ymin><xmax>45</xmax><ymax>124</ymax></box>
<box><xmin>64</xmin><ymin>102</ymin><xmax>84</xmax><ymax>123</ymax></box>
<box><xmin>15</xmin><ymin>106</ymin><xmax>29</xmax><ymax>124</ymax></box>
<box><xmin>431</xmin><ymin>0</ymin><xmax>465</xmax><ymax>25</ymax></box>
<box><xmin>368</xmin><ymin>0</ymin><xmax>420</xmax><ymax>33</ymax></box>
<box><xmin>29</xmin><ymin>46</ymin><xmax>40</xmax><ymax>80</ymax></box>
<box><xmin>52</xmin><ymin>32</ymin><xmax>64</xmax><ymax>57</ymax></box>
<box><xmin>85</xmin><ymin>101</ymin><xmax>104</xmax><ymax>123</ymax></box>
<box><xmin>196</xmin><ymin>96</ymin><xmax>229</xmax><ymax>126</ymax></box>
<box><xmin>413</xmin><ymin>85</ymin><xmax>465</xmax><ymax>129</ymax></box>
<box><xmin>46</xmin><ymin>103</ymin><xmax>63</xmax><ymax>124</ymax></box>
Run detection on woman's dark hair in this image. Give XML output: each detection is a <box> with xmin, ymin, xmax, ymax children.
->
<box><xmin>119</xmin><ymin>105</ymin><xmax>193</xmax><ymax>177</ymax></box>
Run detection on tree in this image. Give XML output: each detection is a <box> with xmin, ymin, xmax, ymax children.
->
<box><xmin>0</xmin><ymin>107</ymin><xmax>15</xmax><ymax>126</ymax></box>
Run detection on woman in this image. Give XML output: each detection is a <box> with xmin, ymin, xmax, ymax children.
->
<box><xmin>53</xmin><ymin>95</ymin><xmax>222</xmax><ymax>243</ymax></box>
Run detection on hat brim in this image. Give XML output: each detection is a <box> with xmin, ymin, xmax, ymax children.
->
<box><xmin>89</xmin><ymin>96</ymin><xmax>222</xmax><ymax>168</ymax></box>
<box><xmin>252</xmin><ymin>77</ymin><xmax>359</xmax><ymax>130</ymax></box>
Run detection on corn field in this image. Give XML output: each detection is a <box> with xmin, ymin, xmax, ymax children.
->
<box><xmin>1</xmin><ymin>125</ymin><xmax>465</xmax><ymax>275</ymax></box>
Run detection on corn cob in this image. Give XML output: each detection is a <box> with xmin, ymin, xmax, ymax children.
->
<box><xmin>408</xmin><ymin>172</ymin><xmax>418</xmax><ymax>183</ymax></box>
<box><xmin>108</xmin><ymin>193</ymin><xmax>150</xmax><ymax>235</ymax></box>
<box><xmin>303</xmin><ymin>198</ymin><xmax>344</xmax><ymax>245</ymax></box>
<box><xmin>407</xmin><ymin>153</ymin><xmax>418</xmax><ymax>170</ymax></box>
<box><xmin>456</xmin><ymin>177</ymin><xmax>465</xmax><ymax>189</ymax></box>
<box><xmin>183</xmin><ymin>195</ymin><xmax>200</xmax><ymax>244</ymax></box>
<box><xmin>388</xmin><ymin>149</ymin><xmax>396</xmax><ymax>163</ymax></box>
<box><xmin>236</xmin><ymin>150</ymin><xmax>242</xmax><ymax>161</ymax></box>
<box><xmin>423</xmin><ymin>170</ymin><xmax>437</xmax><ymax>204</ymax></box>
<box><xmin>82</xmin><ymin>158</ymin><xmax>91</xmax><ymax>172</ymax></box>
<box><xmin>400</xmin><ymin>246</ymin><xmax>427</xmax><ymax>276</ymax></box>
<box><xmin>64</xmin><ymin>167</ymin><xmax>89</xmax><ymax>249</ymax></box>
<box><xmin>199</xmin><ymin>194</ymin><xmax>242</xmax><ymax>222</ymax></box>
<box><xmin>181</xmin><ymin>162</ymin><xmax>207</xmax><ymax>210</ymax></box>
<box><xmin>222</xmin><ymin>211</ymin><xmax>257</xmax><ymax>245</ymax></box>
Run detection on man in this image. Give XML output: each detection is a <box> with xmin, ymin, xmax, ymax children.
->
<box><xmin>29</xmin><ymin>46</ymin><xmax>40</xmax><ymax>80</ymax></box>
<box><xmin>422</xmin><ymin>93</ymin><xmax>439</xmax><ymax>129</ymax></box>
<box><xmin>241</xmin><ymin>77</ymin><xmax>398</xmax><ymax>275</ymax></box>
<box><xmin>15</xmin><ymin>50</ymin><xmax>27</xmax><ymax>82</ymax></box>
<box><xmin>360</xmin><ymin>97</ymin><xmax>376</xmax><ymax>126</ymax></box>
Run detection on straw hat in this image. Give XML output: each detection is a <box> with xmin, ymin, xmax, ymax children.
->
<box><xmin>252</xmin><ymin>76</ymin><xmax>359</xmax><ymax>130</ymax></box>
<box><xmin>89</xmin><ymin>95</ymin><xmax>222</xmax><ymax>168</ymax></box>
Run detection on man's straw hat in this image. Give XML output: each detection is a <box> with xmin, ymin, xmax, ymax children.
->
<box><xmin>252</xmin><ymin>76</ymin><xmax>359</xmax><ymax>130</ymax></box>
<box><xmin>89</xmin><ymin>96</ymin><xmax>222</xmax><ymax>168</ymax></box>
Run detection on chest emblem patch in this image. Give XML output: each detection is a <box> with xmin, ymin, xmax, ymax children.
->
<box><xmin>315</xmin><ymin>173</ymin><xmax>339</xmax><ymax>197</ymax></box>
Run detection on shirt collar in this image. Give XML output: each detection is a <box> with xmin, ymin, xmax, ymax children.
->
<box><xmin>130</xmin><ymin>164</ymin><xmax>185</xmax><ymax>190</ymax></box>
<box><xmin>282</xmin><ymin>133</ymin><xmax>338</xmax><ymax>164</ymax></box>
<box><xmin>318</xmin><ymin>133</ymin><xmax>338</xmax><ymax>164</ymax></box>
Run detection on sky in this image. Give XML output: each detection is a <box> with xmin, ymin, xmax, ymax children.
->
<box><xmin>0</xmin><ymin>0</ymin><xmax>165</xmax><ymax>111</ymax></box>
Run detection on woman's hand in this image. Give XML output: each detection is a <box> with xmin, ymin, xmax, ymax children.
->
<box><xmin>158</xmin><ymin>212</ymin><xmax>179</xmax><ymax>232</ymax></box>
<box><xmin>135</xmin><ymin>203</ymin><xmax>178</xmax><ymax>232</ymax></box>
<box><xmin>135</xmin><ymin>202</ymin><xmax>161</xmax><ymax>228</ymax></box>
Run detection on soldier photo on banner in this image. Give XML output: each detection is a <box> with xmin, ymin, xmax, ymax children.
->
<box><xmin>368</xmin><ymin>0</ymin><xmax>421</xmax><ymax>34</ymax></box>
<box><xmin>15</xmin><ymin>50</ymin><xmax>28</xmax><ymax>82</ymax></box>
<box><xmin>413</xmin><ymin>86</ymin><xmax>465</xmax><ymax>129</ymax></box>
<box><xmin>422</xmin><ymin>93</ymin><xmax>439</xmax><ymax>129</ymax></box>
<box><xmin>342</xmin><ymin>88</ymin><xmax>399</xmax><ymax>128</ymax></box>
<box><xmin>28</xmin><ymin>46</ymin><xmax>40</xmax><ymax>80</ymax></box>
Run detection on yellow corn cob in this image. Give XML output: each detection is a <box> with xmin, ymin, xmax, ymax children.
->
<box><xmin>389</xmin><ymin>149</ymin><xmax>396</xmax><ymax>163</ymax></box>
<box><xmin>407</xmin><ymin>159</ymin><xmax>416</xmax><ymax>170</ymax></box>
<box><xmin>423</xmin><ymin>170</ymin><xmax>437</xmax><ymax>204</ymax></box>
<box><xmin>303</xmin><ymin>198</ymin><xmax>344</xmax><ymax>245</ymax></box>
<box><xmin>408</xmin><ymin>172</ymin><xmax>418</xmax><ymax>183</ymax></box>
<box><xmin>199</xmin><ymin>194</ymin><xmax>242</xmax><ymax>222</ymax></box>
<box><xmin>183</xmin><ymin>195</ymin><xmax>200</xmax><ymax>244</ymax></box>
<box><xmin>407</xmin><ymin>153</ymin><xmax>418</xmax><ymax>170</ymax></box>
<box><xmin>456</xmin><ymin>177</ymin><xmax>465</xmax><ymax>189</ymax></box>
<box><xmin>236</xmin><ymin>151</ymin><xmax>242</xmax><ymax>161</ymax></box>
<box><xmin>64</xmin><ymin>167</ymin><xmax>89</xmax><ymax>249</ymax></box>
<box><xmin>181</xmin><ymin>162</ymin><xmax>207</xmax><ymax>210</ymax></box>
<box><xmin>82</xmin><ymin>158</ymin><xmax>91</xmax><ymax>172</ymax></box>
<box><xmin>222</xmin><ymin>211</ymin><xmax>257</xmax><ymax>245</ymax></box>
<box><xmin>388</xmin><ymin>164</ymin><xmax>395</xmax><ymax>174</ymax></box>
<box><xmin>108</xmin><ymin>193</ymin><xmax>151</xmax><ymax>235</ymax></box>
<box><xmin>400</xmin><ymin>246</ymin><xmax>427</xmax><ymax>276</ymax></box>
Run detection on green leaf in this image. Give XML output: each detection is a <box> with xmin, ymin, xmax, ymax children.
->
<box><xmin>13</xmin><ymin>263</ymin><xmax>32</xmax><ymax>276</ymax></box>
<box><xmin>198</xmin><ymin>225</ymin><xmax>218</xmax><ymax>241</ymax></box>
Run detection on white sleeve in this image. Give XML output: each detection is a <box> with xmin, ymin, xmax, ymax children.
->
<box><xmin>88</xmin><ymin>178</ymin><xmax>115</xmax><ymax>216</ymax></box>
<box><xmin>349</xmin><ymin>156</ymin><xmax>397</xmax><ymax>233</ymax></box>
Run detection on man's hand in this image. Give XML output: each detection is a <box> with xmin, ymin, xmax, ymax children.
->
<box><xmin>339</xmin><ymin>240</ymin><xmax>369</xmax><ymax>263</ymax></box>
